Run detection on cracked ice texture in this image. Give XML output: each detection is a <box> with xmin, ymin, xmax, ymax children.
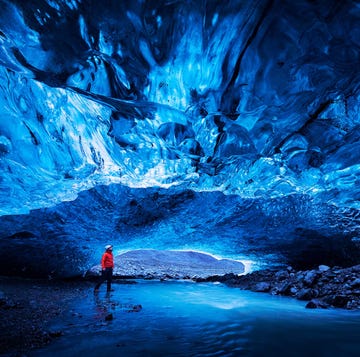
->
<box><xmin>0</xmin><ymin>0</ymin><xmax>360</xmax><ymax>276</ymax></box>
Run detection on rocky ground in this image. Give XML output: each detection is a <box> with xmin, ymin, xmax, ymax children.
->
<box><xmin>0</xmin><ymin>277</ymin><xmax>94</xmax><ymax>356</ymax></box>
<box><xmin>1</xmin><ymin>264</ymin><xmax>360</xmax><ymax>355</ymax></box>
<box><xmin>197</xmin><ymin>264</ymin><xmax>360</xmax><ymax>310</ymax></box>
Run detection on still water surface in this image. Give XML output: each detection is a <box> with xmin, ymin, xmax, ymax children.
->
<box><xmin>32</xmin><ymin>280</ymin><xmax>360</xmax><ymax>356</ymax></box>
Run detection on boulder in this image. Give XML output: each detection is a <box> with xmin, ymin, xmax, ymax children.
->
<box><xmin>253</xmin><ymin>282</ymin><xmax>271</xmax><ymax>292</ymax></box>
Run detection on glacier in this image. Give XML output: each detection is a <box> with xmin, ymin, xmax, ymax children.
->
<box><xmin>0</xmin><ymin>0</ymin><xmax>360</xmax><ymax>277</ymax></box>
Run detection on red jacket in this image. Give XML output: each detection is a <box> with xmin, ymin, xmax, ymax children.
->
<box><xmin>101</xmin><ymin>251</ymin><xmax>114</xmax><ymax>269</ymax></box>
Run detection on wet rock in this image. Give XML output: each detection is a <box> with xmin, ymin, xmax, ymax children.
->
<box><xmin>253</xmin><ymin>282</ymin><xmax>271</xmax><ymax>292</ymax></box>
<box><xmin>105</xmin><ymin>313</ymin><xmax>113</xmax><ymax>321</ymax></box>
<box><xmin>303</xmin><ymin>270</ymin><xmax>319</xmax><ymax>286</ymax></box>
<box><xmin>275</xmin><ymin>270</ymin><xmax>289</xmax><ymax>281</ymax></box>
<box><xmin>305</xmin><ymin>299</ymin><xmax>329</xmax><ymax>309</ymax></box>
<box><xmin>296</xmin><ymin>288</ymin><xmax>314</xmax><ymax>301</ymax></box>
<box><xmin>278</xmin><ymin>282</ymin><xmax>292</xmax><ymax>295</ymax></box>
<box><xmin>319</xmin><ymin>265</ymin><xmax>330</xmax><ymax>272</ymax></box>
<box><xmin>295</xmin><ymin>272</ymin><xmax>305</xmax><ymax>283</ymax></box>
<box><xmin>326</xmin><ymin>295</ymin><xmax>350</xmax><ymax>308</ymax></box>
<box><xmin>346</xmin><ymin>300</ymin><xmax>358</xmax><ymax>310</ymax></box>
<box><xmin>215</xmin><ymin>264</ymin><xmax>360</xmax><ymax>310</ymax></box>
<box><xmin>305</xmin><ymin>300</ymin><xmax>317</xmax><ymax>309</ymax></box>
<box><xmin>132</xmin><ymin>304</ymin><xmax>142</xmax><ymax>312</ymax></box>
<box><xmin>351</xmin><ymin>265</ymin><xmax>360</xmax><ymax>273</ymax></box>
<box><xmin>350</xmin><ymin>278</ymin><xmax>360</xmax><ymax>288</ymax></box>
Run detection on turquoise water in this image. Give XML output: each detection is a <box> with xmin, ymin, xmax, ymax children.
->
<box><xmin>32</xmin><ymin>281</ymin><xmax>360</xmax><ymax>357</ymax></box>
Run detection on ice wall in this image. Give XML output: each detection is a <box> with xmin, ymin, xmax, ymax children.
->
<box><xmin>0</xmin><ymin>0</ymin><xmax>360</xmax><ymax>276</ymax></box>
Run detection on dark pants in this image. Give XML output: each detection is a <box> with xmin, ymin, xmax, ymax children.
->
<box><xmin>95</xmin><ymin>268</ymin><xmax>113</xmax><ymax>291</ymax></box>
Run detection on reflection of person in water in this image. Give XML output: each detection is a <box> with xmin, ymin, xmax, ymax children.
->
<box><xmin>94</xmin><ymin>290</ymin><xmax>114</xmax><ymax>320</ymax></box>
<box><xmin>94</xmin><ymin>245</ymin><xmax>114</xmax><ymax>293</ymax></box>
<box><xmin>93</xmin><ymin>292</ymin><xmax>142</xmax><ymax>320</ymax></box>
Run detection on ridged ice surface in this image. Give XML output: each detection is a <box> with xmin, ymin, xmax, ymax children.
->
<box><xmin>0</xmin><ymin>0</ymin><xmax>360</xmax><ymax>275</ymax></box>
<box><xmin>1</xmin><ymin>0</ymin><xmax>360</xmax><ymax>214</ymax></box>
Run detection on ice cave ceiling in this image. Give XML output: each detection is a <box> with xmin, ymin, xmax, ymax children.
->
<box><xmin>1</xmin><ymin>0</ymin><xmax>360</xmax><ymax>277</ymax></box>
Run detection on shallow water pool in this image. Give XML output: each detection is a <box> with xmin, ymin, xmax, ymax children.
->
<box><xmin>31</xmin><ymin>280</ymin><xmax>360</xmax><ymax>356</ymax></box>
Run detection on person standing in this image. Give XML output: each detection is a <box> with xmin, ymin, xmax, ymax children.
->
<box><xmin>94</xmin><ymin>245</ymin><xmax>114</xmax><ymax>293</ymax></box>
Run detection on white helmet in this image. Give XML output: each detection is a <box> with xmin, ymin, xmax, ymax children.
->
<box><xmin>105</xmin><ymin>244</ymin><xmax>112</xmax><ymax>250</ymax></box>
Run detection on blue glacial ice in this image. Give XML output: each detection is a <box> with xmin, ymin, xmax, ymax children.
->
<box><xmin>0</xmin><ymin>0</ymin><xmax>360</xmax><ymax>276</ymax></box>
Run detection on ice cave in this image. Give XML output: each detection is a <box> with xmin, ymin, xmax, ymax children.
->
<box><xmin>1</xmin><ymin>0</ymin><xmax>360</xmax><ymax>356</ymax></box>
